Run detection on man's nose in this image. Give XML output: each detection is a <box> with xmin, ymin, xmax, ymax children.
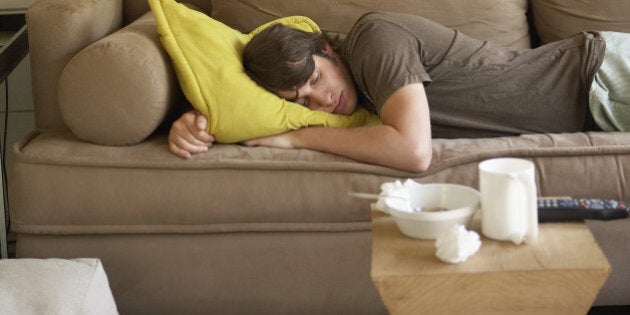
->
<box><xmin>311</xmin><ymin>89</ymin><xmax>333</xmax><ymax>110</ymax></box>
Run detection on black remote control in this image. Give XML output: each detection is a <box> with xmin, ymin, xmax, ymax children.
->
<box><xmin>538</xmin><ymin>197</ymin><xmax>629</xmax><ymax>222</ymax></box>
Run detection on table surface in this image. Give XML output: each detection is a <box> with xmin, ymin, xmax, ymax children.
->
<box><xmin>372</xmin><ymin>211</ymin><xmax>610</xmax><ymax>277</ymax></box>
<box><xmin>371</xmin><ymin>211</ymin><xmax>611</xmax><ymax>314</ymax></box>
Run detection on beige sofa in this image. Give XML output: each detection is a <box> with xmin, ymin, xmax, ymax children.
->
<box><xmin>11</xmin><ymin>0</ymin><xmax>630</xmax><ymax>313</ymax></box>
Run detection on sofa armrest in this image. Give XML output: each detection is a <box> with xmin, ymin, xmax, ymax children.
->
<box><xmin>26</xmin><ymin>0</ymin><xmax>123</xmax><ymax>131</ymax></box>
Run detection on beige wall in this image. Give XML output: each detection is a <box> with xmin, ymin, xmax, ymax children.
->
<box><xmin>1</xmin><ymin>4</ymin><xmax>33</xmax><ymax>255</ymax></box>
<box><xmin>1</xmin><ymin>53</ymin><xmax>35</xmax><ymax>174</ymax></box>
<box><xmin>0</xmin><ymin>1</ymin><xmax>36</xmax><ymax>12</ymax></box>
<box><xmin>1</xmin><ymin>1</ymin><xmax>36</xmax><ymax>173</ymax></box>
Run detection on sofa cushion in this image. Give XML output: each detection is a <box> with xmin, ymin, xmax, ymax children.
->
<box><xmin>58</xmin><ymin>11</ymin><xmax>177</xmax><ymax>146</ymax></box>
<box><xmin>211</xmin><ymin>0</ymin><xmax>530</xmax><ymax>49</ymax></box>
<box><xmin>10</xmin><ymin>130</ymin><xmax>630</xmax><ymax>235</ymax></box>
<box><xmin>149</xmin><ymin>0</ymin><xmax>380</xmax><ymax>144</ymax></box>
<box><xmin>531</xmin><ymin>0</ymin><xmax>630</xmax><ymax>44</ymax></box>
<box><xmin>0</xmin><ymin>258</ymin><xmax>118</xmax><ymax>315</ymax></box>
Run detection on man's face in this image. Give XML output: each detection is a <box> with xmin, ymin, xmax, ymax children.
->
<box><xmin>277</xmin><ymin>47</ymin><xmax>358</xmax><ymax>115</ymax></box>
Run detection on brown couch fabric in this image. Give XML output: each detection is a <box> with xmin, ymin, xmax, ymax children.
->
<box><xmin>212</xmin><ymin>0</ymin><xmax>530</xmax><ymax>48</ymax></box>
<box><xmin>16</xmin><ymin>232</ymin><xmax>382</xmax><ymax>315</ymax></box>
<box><xmin>15</xmin><ymin>0</ymin><xmax>630</xmax><ymax>313</ymax></box>
<box><xmin>26</xmin><ymin>0</ymin><xmax>123</xmax><ymax>132</ymax></box>
<box><xmin>59</xmin><ymin>11</ymin><xmax>177</xmax><ymax>145</ymax></box>
<box><xmin>10</xmin><ymin>130</ymin><xmax>630</xmax><ymax>235</ymax></box>
<box><xmin>531</xmin><ymin>0</ymin><xmax>630</xmax><ymax>44</ymax></box>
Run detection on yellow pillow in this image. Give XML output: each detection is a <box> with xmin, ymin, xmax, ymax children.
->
<box><xmin>149</xmin><ymin>0</ymin><xmax>380</xmax><ymax>143</ymax></box>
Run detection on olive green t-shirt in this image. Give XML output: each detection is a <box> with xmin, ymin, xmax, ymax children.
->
<box><xmin>342</xmin><ymin>12</ymin><xmax>606</xmax><ymax>138</ymax></box>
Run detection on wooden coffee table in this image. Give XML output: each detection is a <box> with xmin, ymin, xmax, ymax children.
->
<box><xmin>371</xmin><ymin>211</ymin><xmax>610</xmax><ymax>314</ymax></box>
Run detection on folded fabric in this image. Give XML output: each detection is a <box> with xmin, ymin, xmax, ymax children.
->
<box><xmin>0</xmin><ymin>258</ymin><xmax>118</xmax><ymax>315</ymax></box>
<box><xmin>149</xmin><ymin>0</ymin><xmax>380</xmax><ymax>143</ymax></box>
<box><xmin>589</xmin><ymin>31</ymin><xmax>630</xmax><ymax>131</ymax></box>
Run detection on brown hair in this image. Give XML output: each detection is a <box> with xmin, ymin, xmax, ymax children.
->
<box><xmin>242</xmin><ymin>23</ymin><xmax>331</xmax><ymax>94</ymax></box>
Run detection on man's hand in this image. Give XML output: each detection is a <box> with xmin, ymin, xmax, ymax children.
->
<box><xmin>169</xmin><ymin>111</ymin><xmax>215</xmax><ymax>158</ymax></box>
<box><xmin>243</xmin><ymin>131</ymin><xmax>299</xmax><ymax>149</ymax></box>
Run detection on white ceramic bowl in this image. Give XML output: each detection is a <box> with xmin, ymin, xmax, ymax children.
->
<box><xmin>383</xmin><ymin>183</ymin><xmax>480</xmax><ymax>240</ymax></box>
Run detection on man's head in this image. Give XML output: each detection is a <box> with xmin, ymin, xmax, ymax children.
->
<box><xmin>243</xmin><ymin>23</ymin><xmax>358</xmax><ymax>115</ymax></box>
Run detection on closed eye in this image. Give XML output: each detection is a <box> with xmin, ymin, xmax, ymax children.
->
<box><xmin>300</xmin><ymin>71</ymin><xmax>320</xmax><ymax>107</ymax></box>
<box><xmin>311</xmin><ymin>71</ymin><xmax>320</xmax><ymax>86</ymax></box>
<box><xmin>292</xmin><ymin>71</ymin><xmax>320</xmax><ymax>107</ymax></box>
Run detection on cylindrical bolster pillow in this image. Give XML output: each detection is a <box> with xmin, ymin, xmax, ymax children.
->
<box><xmin>59</xmin><ymin>11</ymin><xmax>177</xmax><ymax>146</ymax></box>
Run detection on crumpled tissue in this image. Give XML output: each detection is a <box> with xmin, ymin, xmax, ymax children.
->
<box><xmin>435</xmin><ymin>224</ymin><xmax>481</xmax><ymax>264</ymax></box>
<box><xmin>374</xmin><ymin>179</ymin><xmax>422</xmax><ymax>213</ymax></box>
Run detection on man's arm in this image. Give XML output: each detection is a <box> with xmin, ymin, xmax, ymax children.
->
<box><xmin>245</xmin><ymin>83</ymin><xmax>432</xmax><ymax>172</ymax></box>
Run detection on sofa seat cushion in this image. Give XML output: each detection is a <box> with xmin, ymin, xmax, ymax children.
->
<box><xmin>10</xmin><ymin>131</ymin><xmax>630</xmax><ymax>235</ymax></box>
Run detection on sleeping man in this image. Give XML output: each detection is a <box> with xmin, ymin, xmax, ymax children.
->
<box><xmin>168</xmin><ymin>12</ymin><xmax>629</xmax><ymax>172</ymax></box>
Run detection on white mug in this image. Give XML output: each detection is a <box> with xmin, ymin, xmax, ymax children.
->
<box><xmin>478</xmin><ymin>158</ymin><xmax>538</xmax><ymax>245</ymax></box>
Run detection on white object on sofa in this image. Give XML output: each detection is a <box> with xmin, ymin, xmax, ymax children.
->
<box><xmin>0</xmin><ymin>258</ymin><xmax>118</xmax><ymax>315</ymax></box>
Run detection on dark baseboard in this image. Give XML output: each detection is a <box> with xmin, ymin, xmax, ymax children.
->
<box><xmin>589</xmin><ymin>305</ymin><xmax>630</xmax><ymax>315</ymax></box>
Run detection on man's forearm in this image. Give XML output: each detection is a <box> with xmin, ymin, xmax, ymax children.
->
<box><xmin>293</xmin><ymin>124</ymin><xmax>432</xmax><ymax>172</ymax></box>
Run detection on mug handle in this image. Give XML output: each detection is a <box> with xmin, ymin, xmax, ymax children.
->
<box><xmin>524</xmin><ymin>175</ymin><xmax>539</xmax><ymax>244</ymax></box>
<box><xmin>509</xmin><ymin>173</ymin><xmax>538</xmax><ymax>245</ymax></box>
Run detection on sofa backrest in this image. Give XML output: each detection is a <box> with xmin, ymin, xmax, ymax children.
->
<box><xmin>26</xmin><ymin>0</ymin><xmax>630</xmax><ymax>134</ymax></box>
<box><xmin>209</xmin><ymin>0</ymin><xmax>531</xmax><ymax>48</ymax></box>
<box><xmin>27</xmin><ymin>0</ymin><xmax>530</xmax><ymax>133</ymax></box>
<box><xmin>120</xmin><ymin>0</ymin><xmax>531</xmax><ymax>49</ymax></box>
<box><xmin>530</xmin><ymin>0</ymin><xmax>630</xmax><ymax>44</ymax></box>
<box><xmin>122</xmin><ymin>0</ymin><xmax>213</xmax><ymax>24</ymax></box>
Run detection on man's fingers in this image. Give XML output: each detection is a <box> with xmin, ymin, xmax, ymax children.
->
<box><xmin>169</xmin><ymin>140</ymin><xmax>209</xmax><ymax>158</ymax></box>
<box><xmin>167</xmin><ymin>111</ymin><xmax>215</xmax><ymax>158</ymax></box>
<box><xmin>169</xmin><ymin>134</ymin><xmax>210</xmax><ymax>153</ymax></box>
<box><xmin>242</xmin><ymin>139</ymin><xmax>259</xmax><ymax>147</ymax></box>
<box><xmin>172</xmin><ymin>114</ymin><xmax>212</xmax><ymax>146</ymax></box>
<box><xmin>169</xmin><ymin>142</ymin><xmax>192</xmax><ymax>159</ymax></box>
<box><xmin>195</xmin><ymin>114</ymin><xmax>207</xmax><ymax>129</ymax></box>
<box><xmin>191</xmin><ymin>114</ymin><xmax>214</xmax><ymax>143</ymax></box>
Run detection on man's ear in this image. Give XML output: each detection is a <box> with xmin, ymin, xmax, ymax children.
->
<box><xmin>323</xmin><ymin>42</ymin><xmax>335</xmax><ymax>57</ymax></box>
<box><xmin>322</xmin><ymin>42</ymin><xmax>342</xmax><ymax>64</ymax></box>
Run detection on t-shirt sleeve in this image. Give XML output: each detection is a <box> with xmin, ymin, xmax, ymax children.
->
<box><xmin>343</xmin><ymin>14</ymin><xmax>432</xmax><ymax>112</ymax></box>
